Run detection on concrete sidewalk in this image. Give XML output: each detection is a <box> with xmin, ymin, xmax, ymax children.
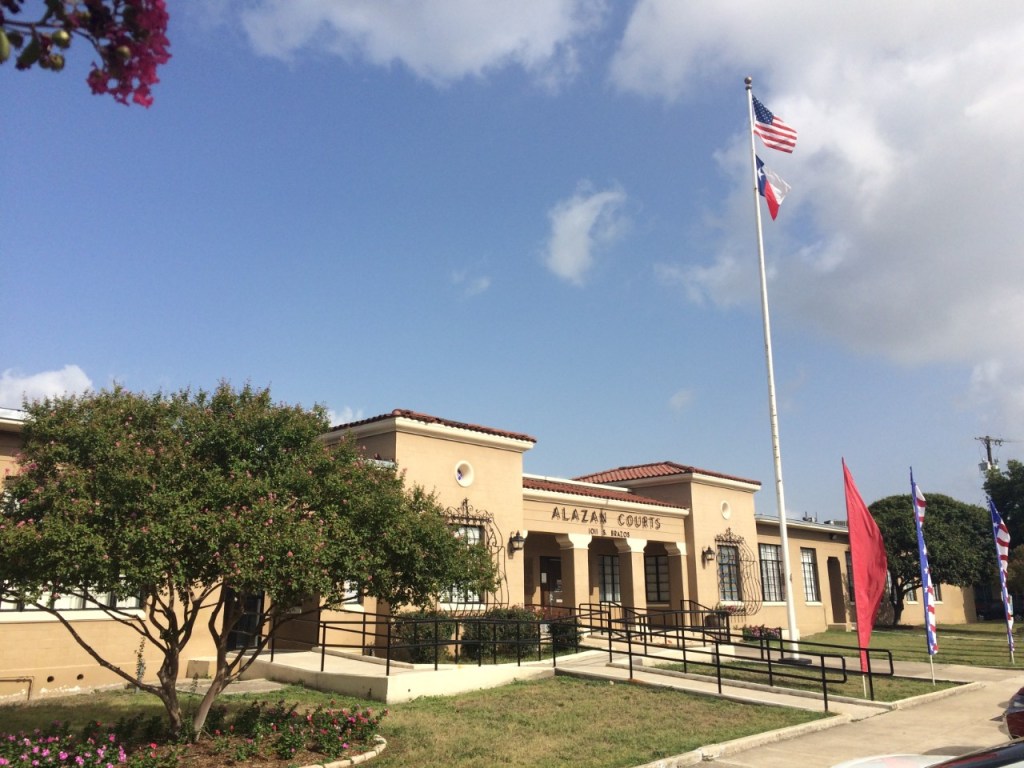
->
<box><xmin>565</xmin><ymin>655</ymin><xmax>1024</xmax><ymax>768</ymax></box>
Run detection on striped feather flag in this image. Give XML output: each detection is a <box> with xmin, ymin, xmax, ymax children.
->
<box><xmin>990</xmin><ymin>498</ymin><xmax>1015</xmax><ymax>653</ymax></box>
<box><xmin>910</xmin><ymin>471</ymin><xmax>938</xmax><ymax>655</ymax></box>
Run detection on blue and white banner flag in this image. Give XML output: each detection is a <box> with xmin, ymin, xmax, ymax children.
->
<box><xmin>910</xmin><ymin>470</ymin><xmax>938</xmax><ymax>655</ymax></box>
<box><xmin>989</xmin><ymin>498</ymin><xmax>1015</xmax><ymax>654</ymax></box>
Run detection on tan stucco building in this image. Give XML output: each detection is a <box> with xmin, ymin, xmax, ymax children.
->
<box><xmin>322</xmin><ymin>410</ymin><xmax>972</xmax><ymax>635</ymax></box>
<box><xmin>0</xmin><ymin>407</ymin><xmax>974</xmax><ymax>701</ymax></box>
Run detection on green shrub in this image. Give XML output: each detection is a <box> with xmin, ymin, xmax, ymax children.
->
<box><xmin>0</xmin><ymin>721</ymin><xmax>134</xmax><ymax>767</ymax></box>
<box><xmin>224</xmin><ymin>698</ymin><xmax>387</xmax><ymax>761</ymax></box>
<box><xmin>548</xmin><ymin>615</ymin><xmax>583</xmax><ymax>651</ymax></box>
<box><xmin>459</xmin><ymin>606</ymin><xmax>542</xmax><ymax>661</ymax></box>
<box><xmin>742</xmin><ymin>624</ymin><xmax>782</xmax><ymax>641</ymax></box>
<box><xmin>393</xmin><ymin>610</ymin><xmax>457</xmax><ymax>663</ymax></box>
<box><xmin>307</xmin><ymin>704</ymin><xmax>386</xmax><ymax>759</ymax></box>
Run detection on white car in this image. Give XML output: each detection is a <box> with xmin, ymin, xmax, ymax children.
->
<box><xmin>831</xmin><ymin>757</ymin><xmax>954</xmax><ymax>768</ymax></box>
<box><xmin>831</xmin><ymin>741</ymin><xmax>1024</xmax><ymax>768</ymax></box>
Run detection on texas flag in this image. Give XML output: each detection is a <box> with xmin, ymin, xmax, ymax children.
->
<box><xmin>757</xmin><ymin>155</ymin><xmax>790</xmax><ymax>220</ymax></box>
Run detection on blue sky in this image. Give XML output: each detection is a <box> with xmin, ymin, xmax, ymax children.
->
<box><xmin>4</xmin><ymin>1</ymin><xmax>1022</xmax><ymax>519</ymax></box>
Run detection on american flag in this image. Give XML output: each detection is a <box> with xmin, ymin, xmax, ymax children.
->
<box><xmin>910</xmin><ymin>472</ymin><xmax>938</xmax><ymax>655</ymax></box>
<box><xmin>990</xmin><ymin>498</ymin><xmax>1015</xmax><ymax>653</ymax></box>
<box><xmin>752</xmin><ymin>95</ymin><xmax>798</xmax><ymax>153</ymax></box>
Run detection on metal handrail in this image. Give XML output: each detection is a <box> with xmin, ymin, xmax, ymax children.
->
<box><xmin>591</xmin><ymin>606</ymin><xmax>893</xmax><ymax>705</ymax></box>
<box><xmin>301</xmin><ymin>607</ymin><xmax>597</xmax><ymax>674</ymax></box>
<box><xmin>264</xmin><ymin>603</ymin><xmax>890</xmax><ymax>702</ymax></box>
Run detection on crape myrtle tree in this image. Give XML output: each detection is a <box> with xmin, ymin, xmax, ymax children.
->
<box><xmin>1</xmin><ymin>0</ymin><xmax>171</xmax><ymax>106</ymax></box>
<box><xmin>0</xmin><ymin>384</ymin><xmax>497</xmax><ymax>738</ymax></box>
<box><xmin>869</xmin><ymin>493</ymin><xmax>992</xmax><ymax>625</ymax></box>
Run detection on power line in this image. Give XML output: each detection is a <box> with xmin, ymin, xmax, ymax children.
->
<box><xmin>977</xmin><ymin>435</ymin><xmax>1006</xmax><ymax>471</ymax></box>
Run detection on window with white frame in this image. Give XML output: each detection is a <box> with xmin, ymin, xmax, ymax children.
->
<box><xmin>909</xmin><ymin>581</ymin><xmax>943</xmax><ymax>604</ymax></box>
<box><xmin>0</xmin><ymin>588</ymin><xmax>22</xmax><ymax>611</ymax></box>
<box><xmin>599</xmin><ymin>555</ymin><xmax>621</xmax><ymax>603</ymax></box>
<box><xmin>717</xmin><ymin>545</ymin><xmax>741</xmax><ymax>602</ymax></box>
<box><xmin>759</xmin><ymin>543</ymin><xmax>785</xmax><ymax>602</ymax></box>
<box><xmin>340</xmin><ymin>580</ymin><xmax>361</xmax><ymax>605</ymax></box>
<box><xmin>800</xmin><ymin>548</ymin><xmax>820</xmax><ymax>602</ymax></box>
<box><xmin>441</xmin><ymin>524</ymin><xmax>485</xmax><ymax>605</ymax></box>
<box><xmin>645</xmin><ymin>554</ymin><xmax>670</xmax><ymax>603</ymax></box>
<box><xmin>0</xmin><ymin>585</ymin><xmax>141</xmax><ymax>612</ymax></box>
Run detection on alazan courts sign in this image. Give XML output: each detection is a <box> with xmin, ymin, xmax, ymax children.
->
<box><xmin>550</xmin><ymin>506</ymin><xmax>664</xmax><ymax>538</ymax></box>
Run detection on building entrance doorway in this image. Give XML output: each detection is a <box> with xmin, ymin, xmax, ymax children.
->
<box><xmin>826</xmin><ymin>556</ymin><xmax>846</xmax><ymax>624</ymax></box>
<box><xmin>225</xmin><ymin>589</ymin><xmax>265</xmax><ymax>650</ymax></box>
<box><xmin>539</xmin><ymin>556</ymin><xmax>564</xmax><ymax>607</ymax></box>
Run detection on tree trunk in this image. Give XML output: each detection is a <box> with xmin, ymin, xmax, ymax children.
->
<box><xmin>191</xmin><ymin>672</ymin><xmax>228</xmax><ymax>737</ymax></box>
<box><xmin>891</xmin><ymin>593</ymin><xmax>905</xmax><ymax>625</ymax></box>
<box><xmin>156</xmin><ymin>652</ymin><xmax>185</xmax><ymax>739</ymax></box>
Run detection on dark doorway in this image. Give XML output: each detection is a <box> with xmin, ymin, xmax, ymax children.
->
<box><xmin>225</xmin><ymin>589</ymin><xmax>265</xmax><ymax>650</ymax></box>
<box><xmin>826</xmin><ymin>557</ymin><xmax>846</xmax><ymax>624</ymax></box>
<box><xmin>539</xmin><ymin>556</ymin><xmax>564</xmax><ymax>607</ymax></box>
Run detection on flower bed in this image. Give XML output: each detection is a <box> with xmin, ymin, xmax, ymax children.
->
<box><xmin>741</xmin><ymin>624</ymin><xmax>782</xmax><ymax>641</ymax></box>
<box><xmin>0</xmin><ymin>701</ymin><xmax>386</xmax><ymax>768</ymax></box>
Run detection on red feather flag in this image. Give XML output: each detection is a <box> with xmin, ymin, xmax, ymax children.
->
<box><xmin>843</xmin><ymin>459</ymin><xmax>889</xmax><ymax>672</ymax></box>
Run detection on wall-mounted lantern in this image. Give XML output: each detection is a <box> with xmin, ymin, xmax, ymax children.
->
<box><xmin>509</xmin><ymin>531</ymin><xmax>526</xmax><ymax>553</ymax></box>
<box><xmin>701</xmin><ymin>546</ymin><xmax>716</xmax><ymax>564</ymax></box>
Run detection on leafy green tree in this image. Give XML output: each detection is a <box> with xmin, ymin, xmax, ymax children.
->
<box><xmin>1007</xmin><ymin>548</ymin><xmax>1024</xmax><ymax>597</ymax></box>
<box><xmin>985</xmin><ymin>459</ymin><xmax>1024</xmax><ymax>549</ymax></box>
<box><xmin>0</xmin><ymin>384</ymin><xmax>496</xmax><ymax>737</ymax></box>
<box><xmin>869</xmin><ymin>493</ymin><xmax>992</xmax><ymax>625</ymax></box>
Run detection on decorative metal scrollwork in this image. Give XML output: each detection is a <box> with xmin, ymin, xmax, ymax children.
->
<box><xmin>714</xmin><ymin>528</ymin><xmax>762</xmax><ymax>616</ymax></box>
<box><xmin>443</xmin><ymin>498</ymin><xmax>509</xmax><ymax>614</ymax></box>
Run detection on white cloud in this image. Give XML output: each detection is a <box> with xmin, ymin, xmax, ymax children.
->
<box><xmin>0</xmin><ymin>366</ymin><xmax>93</xmax><ymax>408</ymax></box>
<box><xmin>669</xmin><ymin>388</ymin><xmax>694</xmax><ymax>413</ymax></box>
<box><xmin>239</xmin><ymin>0</ymin><xmax>607</xmax><ymax>87</ymax></box>
<box><xmin>622</xmin><ymin>2</ymin><xmax>1024</xmax><ymax>429</ymax></box>
<box><xmin>325</xmin><ymin>406</ymin><xmax>364</xmax><ymax>427</ymax></box>
<box><xmin>451</xmin><ymin>270</ymin><xmax>492</xmax><ymax>297</ymax></box>
<box><xmin>544</xmin><ymin>182</ymin><xmax>628</xmax><ymax>285</ymax></box>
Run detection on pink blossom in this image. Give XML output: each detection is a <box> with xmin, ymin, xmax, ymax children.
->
<box><xmin>84</xmin><ymin>0</ymin><xmax>172</xmax><ymax>107</ymax></box>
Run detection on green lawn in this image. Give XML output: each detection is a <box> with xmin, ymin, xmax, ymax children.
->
<box><xmin>653</xmin><ymin>658</ymin><xmax>955</xmax><ymax>701</ymax></box>
<box><xmin>804</xmin><ymin>621</ymin><xmax>1019</xmax><ymax>669</ymax></box>
<box><xmin>1</xmin><ymin>678</ymin><xmax>826</xmax><ymax>768</ymax></box>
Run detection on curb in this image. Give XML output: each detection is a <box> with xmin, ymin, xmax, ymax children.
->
<box><xmin>622</xmin><ymin>675</ymin><xmax>987</xmax><ymax>767</ymax></box>
<box><xmin>630</xmin><ymin>714</ymin><xmax>855</xmax><ymax>768</ymax></box>
<box><xmin>885</xmin><ymin>680</ymin><xmax>984</xmax><ymax>709</ymax></box>
<box><xmin>296</xmin><ymin>736</ymin><xmax>387</xmax><ymax>768</ymax></box>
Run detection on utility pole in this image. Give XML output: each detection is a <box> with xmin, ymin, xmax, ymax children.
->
<box><xmin>977</xmin><ymin>435</ymin><xmax>1004</xmax><ymax>472</ymax></box>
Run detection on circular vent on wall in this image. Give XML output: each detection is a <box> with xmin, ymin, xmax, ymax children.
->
<box><xmin>455</xmin><ymin>461</ymin><xmax>474</xmax><ymax>487</ymax></box>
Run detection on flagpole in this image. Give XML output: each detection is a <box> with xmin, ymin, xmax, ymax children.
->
<box><xmin>746</xmin><ymin>76</ymin><xmax>800</xmax><ymax>654</ymax></box>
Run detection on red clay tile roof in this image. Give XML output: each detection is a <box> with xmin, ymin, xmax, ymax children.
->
<box><xmin>327</xmin><ymin>409</ymin><xmax>536</xmax><ymax>444</ymax></box>
<box><xmin>575</xmin><ymin>461</ymin><xmax>760</xmax><ymax>487</ymax></box>
<box><xmin>523</xmin><ymin>476</ymin><xmax>687</xmax><ymax>510</ymax></box>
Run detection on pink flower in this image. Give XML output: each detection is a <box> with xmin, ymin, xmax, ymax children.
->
<box><xmin>84</xmin><ymin>0</ymin><xmax>172</xmax><ymax>108</ymax></box>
